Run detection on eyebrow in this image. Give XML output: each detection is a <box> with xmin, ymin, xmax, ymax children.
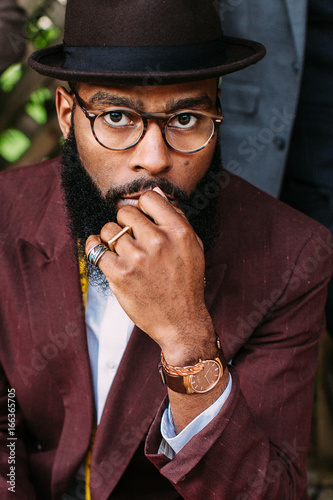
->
<box><xmin>88</xmin><ymin>91</ymin><xmax>214</xmax><ymax>113</ymax></box>
<box><xmin>88</xmin><ymin>92</ymin><xmax>145</xmax><ymax>109</ymax></box>
<box><xmin>165</xmin><ymin>95</ymin><xmax>214</xmax><ymax>113</ymax></box>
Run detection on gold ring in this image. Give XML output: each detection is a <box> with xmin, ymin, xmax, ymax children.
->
<box><xmin>107</xmin><ymin>226</ymin><xmax>133</xmax><ymax>252</ymax></box>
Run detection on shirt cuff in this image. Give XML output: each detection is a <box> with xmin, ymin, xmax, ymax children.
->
<box><xmin>160</xmin><ymin>373</ymin><xmax>232</xmax><ymax>456</ymax></box>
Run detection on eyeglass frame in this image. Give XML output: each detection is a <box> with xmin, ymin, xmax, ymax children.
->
<box><xmin>72</xmin><ymin>91</ymin><xmax>223</xmax><ymax>153</ymax></box>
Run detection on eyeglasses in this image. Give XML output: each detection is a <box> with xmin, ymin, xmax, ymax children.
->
<box><xmin>73</xmin><ymin>92</ymin><xmax>223</xmax><ymax>153</ymax></box>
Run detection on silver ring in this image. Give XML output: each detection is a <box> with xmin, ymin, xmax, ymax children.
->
<box><xmin>87</xmin><ymin>243</ymin><xmax>109</xmax><ymax>267</ymax></box>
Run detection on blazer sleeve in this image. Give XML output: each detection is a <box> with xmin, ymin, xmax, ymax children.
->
<box><xmin>145</xmin><ymin>227</ymin><xmax>333</xmax><ymax>499</ymax></box>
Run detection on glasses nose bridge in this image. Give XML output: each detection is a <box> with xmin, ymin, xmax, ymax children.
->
<box><xmin>140</xmin><ymin>112</ymin><xmax>169</xmax><ymax>144</ymax></box>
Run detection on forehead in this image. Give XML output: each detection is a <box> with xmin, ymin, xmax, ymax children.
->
<box><xmin>76</xmin><ymin>78</ymin><xmax>218</xmax><ymax>111</ymax></box>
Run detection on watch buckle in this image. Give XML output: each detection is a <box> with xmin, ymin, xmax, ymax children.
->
<box><xmin>158</xmin><ymin>364</ymin><xmax>166</xmax><ymax>385</ymax></box>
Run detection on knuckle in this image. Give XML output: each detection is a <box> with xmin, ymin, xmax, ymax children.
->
<box><xmin>117</xmin><ymin>204</ymin><xmax>135</xmax><ymax>219</ymax></box>
<box><xmin>100</xmin><ymin>222</ymin><xmax>119</xmax><ymax>242</ymax></box>
<box><xmin>149</xmin><ymin>234</ymin><xmax>166</xmax><ymax>251</ymax></box>
<box><xmin>174</xmin><ymin>224</ymin><xmax>193</xmax><ymax>243</ymax></box>
<box><xmin>130</xmin><ymin>248</ymin><xmax>145</xmax><ymax>267</ymax></box>
<box><xmin>85</xmin><ymin>235</ymin><xmax>100</xmax><ymax>254</ymax></box>
<box><xmin>117</xmin><ymin>250</ymin><xmax>144</xmax><ymax>280</ymax></box>
<box><xmin>113</xmin><ymin>262</ymin><xmax>128</xmax><ymax>281</ymax></box>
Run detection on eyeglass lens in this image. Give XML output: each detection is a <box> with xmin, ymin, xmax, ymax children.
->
<box><xmin>93</xmin><ymin>109</ymin><xmax>216</xmax><ymax>152</ymax></box>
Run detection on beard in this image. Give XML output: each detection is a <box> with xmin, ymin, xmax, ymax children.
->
<box><xmin>60</xmin><ymin>123</ymin><xmax>223</xmax><ymax>291</ymax></box>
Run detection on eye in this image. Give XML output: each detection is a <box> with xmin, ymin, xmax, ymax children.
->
<box><xmin>170</xmin><ymin>113</ymin><xmax>199</xmax><ymax>129</ymax></box>
<box><xmin>102</xmin><ymin>110</ymin><xmax>134</xmax><ymax>127</ymax></box>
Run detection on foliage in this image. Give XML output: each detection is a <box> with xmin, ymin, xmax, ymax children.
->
<box><xmin>0</xmin><ymin>0</ymin><xmax>65</xmax><ymax>170</ymax></box>
<box><xmin>27</xmin><ymin>15</ymin><xmax>61</xmax><ymax>50</ymax></box>
<box><xmin>0</xmin><ymin>64</ymin><xmax>23</xmax><ymax>93</ymax></box>
<box><xmin>0</xmin><ymin>129</ymin><xmax>30</xmax><ymax>163</ymax></box>
<box><xmin>26</xmin><ymin>87</ymin><xmax>52</xmax><ymax>125</ymax></box>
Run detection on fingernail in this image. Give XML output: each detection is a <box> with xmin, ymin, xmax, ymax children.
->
<box><xmin>153</xmin><ymin>187</ymin><xmax>168</xmax><ymax>200</ymax></box>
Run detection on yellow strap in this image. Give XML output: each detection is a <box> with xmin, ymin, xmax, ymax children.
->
<box><xmin>78</xmin><ymin>251</ymin><xmax>95</xmax><ymax>500</ymax></box>
<box><xmin>78</xmin><ymin>251</ymin><xmax>89</xmax><ymax>311</ymax></box>
<box><xmin>84</xmin><ymin>424</ymin><xmax>96</xmax><ymax>500</ymax></box>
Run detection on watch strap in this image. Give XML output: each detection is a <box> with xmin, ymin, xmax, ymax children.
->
<box><xmin>159</xmin><ymin>337</ymin><xmax>227</xmax><ymax>394</ymax></box>
<box><xmin>158</xmin><ymin>366</ymin><xmax>188</xmax><ymax>394</ymax></box>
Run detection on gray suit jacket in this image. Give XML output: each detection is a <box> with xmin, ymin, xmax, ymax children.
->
<box><xmin>220</xmin><ymin>0</ymin><xmax>307</xmax><ymax>196</ymax></box>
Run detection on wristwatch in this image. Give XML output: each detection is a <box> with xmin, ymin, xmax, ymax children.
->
<box><xmin>158</xmin><ymin>340</ymin><xmax>227</xmax><ymax>395</ymax></box>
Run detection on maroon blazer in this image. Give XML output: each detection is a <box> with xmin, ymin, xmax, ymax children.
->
<box><xmin>0</xmin><ymin>158</ymin><xmax>332</xmax><ymax>499</ymax></box>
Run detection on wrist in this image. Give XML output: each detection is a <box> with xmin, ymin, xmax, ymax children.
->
<box><xmin>160</xmin><ymin>320</ymin><xmax>217</xmax><ymax>367</ymax></box>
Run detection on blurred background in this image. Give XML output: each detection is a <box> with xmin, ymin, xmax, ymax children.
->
<box><xmin>0</xmin><ymin>1</ymin><xmax>332</xmax><ymax>497</ymax></box>
<box><xmin>0</xmin><ymin>0</ymin><xmax>66</xmax><ymax>171</ymax></box>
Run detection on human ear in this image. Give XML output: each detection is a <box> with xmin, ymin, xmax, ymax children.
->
<box><xmin>56</xmin><ymin>86</ymin><xmax>74</xmax><ymax>139</ymax></box>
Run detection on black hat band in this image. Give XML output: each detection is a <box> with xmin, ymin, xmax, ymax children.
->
<box><xmin>63</xmin><ymin>36</ymin><xmax>227</xmax><ymax>73</ymax></box>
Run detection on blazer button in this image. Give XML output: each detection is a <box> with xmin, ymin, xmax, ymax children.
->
<box><xmin>273</xmin><ymin>136</ymin><xmax>286</xmax><ymax>151</ymax></box>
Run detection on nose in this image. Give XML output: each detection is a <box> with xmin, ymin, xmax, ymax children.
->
<box><xmin>128</xmin><ymin>121</ymin><xmax>172</xmax><ymax>175</ymax></box>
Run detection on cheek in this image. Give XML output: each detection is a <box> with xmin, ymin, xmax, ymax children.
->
<box><xmin>181</xmin><ymin>145</ymin><xmax>216</xmax><ymax>194</ymax></box>
<box><xmin>75</xmin><ymin>134</ymin><xmax>123</xmax><ymax>195</ymax></box>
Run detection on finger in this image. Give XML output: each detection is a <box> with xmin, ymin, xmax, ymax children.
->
<box><xmin>138</xmin><ymin>190</ymin><xmax>205</xmax><ymax>251</ymax></box>
<box><xmin>152</xmin><ymin>186</ymin><xmax>188</xmax><ymax>220</ymax></box>
<box><xmin>100</xmin><ymin>222</ymin><xmax>135</xmax><ymax>254</ymax></box>
<box><xmin>152</xmin><ymin>187</ymin><xmax>189</xmax><ymax>222</ymax></box>
<box><xmin>117</xmin><ymin>194</ymin><xmax>193</xmax><ymax>248</ymax></box>
<box><xmin>152</xmin><ymin>186</ymin><xmax>168</xmax><ymax>201</ymax></box>
<box><xmin>151</xmin><ymin>188</ymin><xmax>203</xmax><ymax>249</ymax></box>
<box><xmin>137</xmin><ymin>189</ymin><xmax>190</xmax><ymax>228</ymax></box>
<box><xmin>85</xmin><ymin>234</ymin><xmax>114</xmax><ymax>266</ymax></box>
<box><xmin>116</xmin><ymin>204</ymin><xmax>162</xmax><ymax>243</ymax></box>
<box><xmin>86</xmin><ymin>234</ymin><xmax>102</xmax><ymax>255</ymax></box>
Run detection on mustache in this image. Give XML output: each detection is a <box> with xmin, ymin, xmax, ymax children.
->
<box><xmin>104</xmin><ymin>177</ymin><xmax>189</xmax><ymax>204</ymax></box>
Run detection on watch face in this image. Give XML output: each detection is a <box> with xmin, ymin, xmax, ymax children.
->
<box><xmin>190</xmin><ymin>360</ymin><xmax>221</xmax><ymax>394</ymax></box>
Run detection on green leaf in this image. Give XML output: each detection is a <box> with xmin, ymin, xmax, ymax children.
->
<box><xmin>0</xmin><ymin>129</ymin><xmax>31</xmax><ymax>163</ymax></box>
<box><xmin>30</xmin><ymin>87</ymin><xmax>52</xmax><ymax>104</ymax></box>
<box><xmin>25</xmin><ymin>87</ymin><xmax>52</xmax><ymax>125</ymax></box>
<box><xmin>0</xmin><ymin>64</ymin><xmax>23</xmax><ymax>92</ymax></box>
<box><xmin>27</xmin><ymin>17</ymin><xmax>61</xmax><ymax>50</ymax></box>
<box><xmin>25</xmin><ymin>87</ymin><xmax>52</xmax><ymax>124</ymax></box>
<box><xmin>26</xmin><ymin>102</ymin><xmax>48</xmax><ymax>125</ymax></box>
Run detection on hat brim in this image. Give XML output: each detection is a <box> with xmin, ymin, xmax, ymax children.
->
<box><xmin>28</xmin><ymin>36</ymin><xmax>265</xmax><ymax>86</ymax></box>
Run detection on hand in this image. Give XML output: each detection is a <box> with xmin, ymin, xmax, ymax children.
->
<box><xmin>86</xmin><ymin>188</ymin><xmax>216</xmax><ymax>365</ymax></box>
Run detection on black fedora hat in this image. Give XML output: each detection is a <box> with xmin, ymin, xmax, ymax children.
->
<box><xmin>28</xmin><ymin>0</ymin><xmax>266</xmax><ymax>86</ymax></box>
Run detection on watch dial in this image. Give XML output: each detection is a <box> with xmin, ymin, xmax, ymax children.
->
<box><xmin>190</xmin><ymin>360</ymin><xmax>221</xmax><ymax>393</ymax></box>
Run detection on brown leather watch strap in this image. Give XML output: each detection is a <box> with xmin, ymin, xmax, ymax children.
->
<box><xmin>158</xmin><ymin>366</ymin><xmax>188</xmax><ymax>394</ymax></box>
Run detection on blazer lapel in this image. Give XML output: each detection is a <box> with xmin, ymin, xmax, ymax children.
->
<box><xmin>17</xmin><ymin>181</ymin><xmax>94</xmax><ymax>495</ymax></box>
<box><xmin>90</xmin><ymin>325</ymin><xmax>166</xmax><ymax>499</ymax></box>
<box><xmin>284</xmin><ymin>0</ymin><xmax>307</xmax><ymax>66</ymax></box>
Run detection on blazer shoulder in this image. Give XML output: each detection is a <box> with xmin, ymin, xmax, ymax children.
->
<box><xmin>209</xmin><ymin>172</ymin><xmax>333</xmax><ymax>276</ymax></box>
<box><xmin>0</xmin><ymin>158</ymin><xmax>63</xmax><ymax>237</ymax></box>
<box><xmin>223</xmin><ymin>172</ymin><xmax>329</xmax><ymax>238</ymax></box>
<box><xmin>0</xmin><ymin>157</ymin><xmax>61</xmax><ymax>194</ymax></box>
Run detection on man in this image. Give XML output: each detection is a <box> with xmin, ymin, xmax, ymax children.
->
<box><xmin>0</xmin><ymin>1</ymin><xmax>332</xmax><ymax>499</ymax></box>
